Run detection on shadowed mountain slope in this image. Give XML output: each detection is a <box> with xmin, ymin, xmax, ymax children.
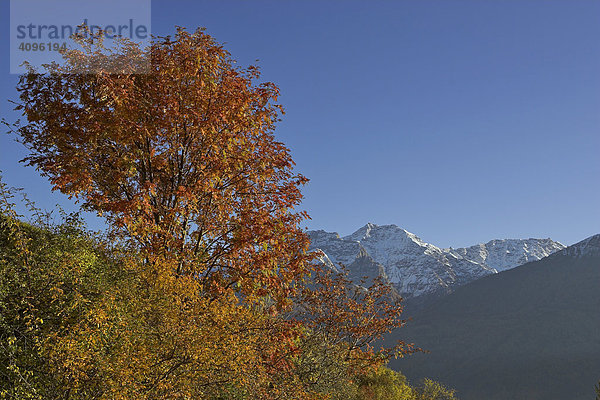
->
<box><xmin>389</xmin><ymin>234</ymin><xmax>600</xmax><ymax>400</ymax></box>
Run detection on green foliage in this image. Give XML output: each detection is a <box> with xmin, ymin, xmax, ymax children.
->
<box><xmin>338</xmin><ymin>366</ymin><xmax>459</xmax><ymax>400</ymax></box>
<box><xmin>354</xmin><ymin>366</ymin><xmax>414</xmax><ymax>400</ymax></box>
<box><xmin>413</xmin><ymin>378</ymin><xmax>458</xmax><ymax>400</ymax></box>
<box><xmin>0</xmin><ymin>180</ymin><xmax>125</xmax><ymax>398</ymax></box>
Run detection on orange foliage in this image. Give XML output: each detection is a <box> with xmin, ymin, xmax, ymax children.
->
<box><xmin>17</xmin><ymin>27</ymin><xmax>311</xmax><ymax>307</ymax></box>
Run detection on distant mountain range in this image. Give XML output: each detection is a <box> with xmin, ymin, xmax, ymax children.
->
<box><xmin>308</xmin><ymin>223</ymin><xmax>565</xmax><ymax>301</ymax></box>
<box><xmin>388</xmin><ymin>234</ymin><xmax>600</xmax><ymax>400</ymax></box>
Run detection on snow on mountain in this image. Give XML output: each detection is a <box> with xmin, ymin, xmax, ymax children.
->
<box><xmin>308</xmin><ymin>223</ymin><xmax>566</xmax><ymax>300</ymax></box>
<box><xmin>308</xmin><ymin>230</ymin><xmax>363</xmax><ymax>267</ymax></box>
<box><xmin>447</xmin><ymin>238</ymin><xmax>566</xmax><ymax>272</ymax></box>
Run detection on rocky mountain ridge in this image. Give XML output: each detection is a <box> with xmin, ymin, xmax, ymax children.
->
<box><xmin>308</xmin><ymin>223</ymin><xmax>566</xmax><ymax>300</ymax></box>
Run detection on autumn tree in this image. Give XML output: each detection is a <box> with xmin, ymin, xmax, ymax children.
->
<box><xmin>8</xmin><ymin>27</ymin><xmax>417</xmax><ymax>398</ymax></box>
<box><xmin>9</xmin><ymin>26</ymin><xmax>315</xmax><ymax>397</ymax></box>
<box><xmin>15</xmin><ymin>27</ymin><xmax>312</xmax><ymax>305</ymax></box>
<box><xmin>288</xmin><ymin>264</ymin><xmax>417</xmax><ymax>395</ymax></box>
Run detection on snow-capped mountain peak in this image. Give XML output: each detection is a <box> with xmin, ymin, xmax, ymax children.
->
<box><xmin>308</xmin><ymin>225</ymin><xmax>566</xmax><ymax>300</ymax></box>
<box><xmin>448</xmin><ymin>238</ymin><xmax>565</xmax><ymax>273</ymax></box>
<box><xmin>344</xmin><ymin>223</ymin><xmax>428</xmax><ymax>248</ymax></box>
<box><xmin>343</xmin><ymin>222</ymin><xmax>377</xmax><ymax>241</ymax></box>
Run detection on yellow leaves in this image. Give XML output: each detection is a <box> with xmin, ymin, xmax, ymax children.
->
<box><xmin>49</xmin><ymin>285</ymin><xmax>64</xmax><ymax>301</ymax></box>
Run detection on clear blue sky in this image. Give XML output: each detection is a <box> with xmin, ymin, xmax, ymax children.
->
<box><xmin>1</xmin><ymin>0</ymin><xmax>599</xmax><ymax>248</ymax></box>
